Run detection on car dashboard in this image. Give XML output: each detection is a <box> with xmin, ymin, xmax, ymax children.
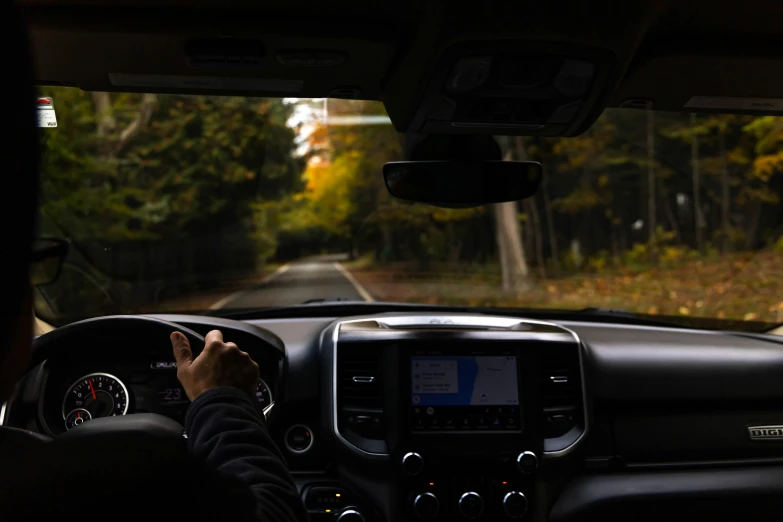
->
<box><xmin>36</xmin><ymin>331</ymin><xmax>280</xmax><ymax>436</ymax></box>
<box><xmin>4</xmin><ymin>311</ymin><xmax>783</xmax><ymax>522</ymax></box>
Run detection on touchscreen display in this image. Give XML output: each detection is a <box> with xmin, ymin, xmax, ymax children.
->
<box><xmin>411</xmin><ymin>355</ymin><xmax>521</xmax><ymax>432</ymax></box>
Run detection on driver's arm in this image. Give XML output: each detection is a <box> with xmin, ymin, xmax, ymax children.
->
<box><xmin>172</xmin><ymin>330</ymin><xmax>308</xmax><ymax>522</ymax></box>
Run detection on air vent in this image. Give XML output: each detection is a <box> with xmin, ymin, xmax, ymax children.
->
<box><xmin>540</xmin><ymin>344</ymin><xmax>583</xmax><ymax>438</ymax></box>
<box><xmin>337</xmin><ymin>343</ymin><xmax>384</xmax><ymax>440</ymax></box>
<box><xmin>339</xmin><ymin>345</ymin><xmax>381</xmax><ymax>409</ymax></box>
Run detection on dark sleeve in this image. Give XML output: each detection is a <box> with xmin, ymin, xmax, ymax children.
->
<box><xmin>185</xmin><ymin>386</ymin><xmax>309</xmax><ymax>522</ymax></box>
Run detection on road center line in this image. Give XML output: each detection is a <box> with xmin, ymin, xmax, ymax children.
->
<box><xmin>333</xmin><ymin>262</ymin><xmax>375</xmax><ymax>302</ymax></box>
<box><xmin>208</xmin><ymin>264</ymin><xmax>291</xmax><ymax>310</ymax></box>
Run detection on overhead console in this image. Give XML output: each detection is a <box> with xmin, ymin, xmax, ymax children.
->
<box><xmin>321</xmin><ymin>314</ymin><xmax>587</xmax><ymax>522</ymax></box>
<box><xmin>406</xmin><ymin>43</ymin><xmax>615</xmax><ymax>137</ymax></box>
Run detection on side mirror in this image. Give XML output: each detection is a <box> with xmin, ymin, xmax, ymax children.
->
<box><xmin>383</xmin><ymin>160</ymin><xmax>542</xmax><ymax>208</ymax></box>
<box><xmin>30</xmin><ymin>238</ymin><xmax>69</xmax><ymax>285</ymax></box>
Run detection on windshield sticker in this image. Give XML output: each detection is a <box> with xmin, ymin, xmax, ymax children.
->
<box><xmin>36</xmin><ymin>97</ymin><xmax>57</xmax><ymax>128</ymax></box>
<box><xmin>684</xmin><ymin>96</ymin><xmax>783</xmax><ymax>112</ymax></box>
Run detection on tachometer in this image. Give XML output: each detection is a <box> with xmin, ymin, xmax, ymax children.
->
<box><xmin>62</xmin><ymin>373</ymin><xmax>129</xmax><ymax>429</ymax></box>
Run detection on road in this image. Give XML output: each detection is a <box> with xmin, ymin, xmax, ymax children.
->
<box><xmin>210</xmin><ymin>254</ymin><xmax>372</xmax><ymax>310</ymax></box>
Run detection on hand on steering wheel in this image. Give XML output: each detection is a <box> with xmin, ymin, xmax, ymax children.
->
<box><xmin>171</xmin><ymin>329</ymin><xmax>259</xmax><ymax>401</ymax></box>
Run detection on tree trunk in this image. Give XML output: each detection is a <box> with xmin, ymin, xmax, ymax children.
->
<box><xmin>515</xmin><ymin>137</ymin><xmax>535</xmax><ymax>267</ymax></box>
<box><xmin>495</xmin><ymin>207</ymin><xmax>512</xmax><ymax>290</ymax></box>
<box><xmin>719</xmin><ymin>125</ymin><xmax>731</xmax><ymax>252</ymax></box>
<box><xmin>92</xmin><ymin>92</ymin><xmax>116</xmax><ymax>157</ymax></box>
<box><xmin>523</xmin><ymin>207</ymin><xmax>534</xmax><ymax>265</ymax></box>
<box><xmin>541</xmin><ymin>164</ymin><xmax>561</xmax><ymax>271</ymax></box>
<box><xmin>115</xmin><ymin>93</ymin><xmax>158</xmax><ymax>155</ymax></box>
<box><xmin>610</xmin><ymin>219</ymin><xmax>619</xmax><ymax>260</ymax></box>
<box><xmin>494</xmin><ymin>137</ymin><xmax>530</xmax><ymax>291</ymax></box>
<box><xmin>91</xmin><ymin>92</ymin><xmax>157</xmax><ymax>158</ymax></box>
<box><xmin>525</xmin><ymin>197</ymin><xmax>546</xmax><ymax>279</ymax></box>
<box><xmin>658</xmin><ymin>178</ymin><xmax>681</xmax><ymax>243</ymax></box>
<box><xmin>646</xmin><ymin>109</ymin><xmax>657</xmax><ymax>243</ymax></box>
<box><xmin>379</xmin><ymin>223</ymin><xmax>393</xmax><ymax>263</ymax></box>
<box><xmin>493</xmin><ymin>201</ymin><xmax>530</xmax><ymax>291</ymax></box>
<box><xmin>620</xmin><ymin>218</ymin><xmax>628</xmax><ymax>252</ymax></box>
<box><xmin>745</xmin><ymin>200</ymin><xmax>762</xmax><ymax>250</ymax></box>
<box><xmin>446</xmin><ymin>222</ymin><xmax>462</xmax><ymax>264</ymax></box>
<box><xmin>690</xmin><ymin>113</ymin><xmax>705</xmax><ymax>253</ymax></box>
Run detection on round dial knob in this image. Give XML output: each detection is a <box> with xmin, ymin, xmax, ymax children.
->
<box><xmin>503</xmin><ymin>491</ymin><xmax>529</xmax><ymax>519</ymax></box>
<box><xmin>413</xmin><ymin>492</ymin><xmax>439</xmax><ymax>520</ymax></box>
<box><xmin>402</xmin><ymin>452</ymin><xmax>424</xmax><ymax>475</ymax></box>
<box><xmin>516</xmin><ymin>451</ymin><xmax>538</xmax><ymax>474</ymax></box>
<box><xmin>458</xmin><ymin>491</ymin><xmax>484</xmax><ymax>519</ymax></box>
<box><xmin>336</xmin><ymin>509</ymin><xmax>365</xmax><ymax>522</ymax></box>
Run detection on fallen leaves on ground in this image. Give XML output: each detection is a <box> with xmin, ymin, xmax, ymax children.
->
<box><xmin>350</xmin><ymin>251</ymin><xmax>783</xmax><ymax>325</ymax></box>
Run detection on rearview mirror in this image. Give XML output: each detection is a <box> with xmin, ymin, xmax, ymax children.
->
<box><xmin>383</xmin><ymin>161</ymin><xmax>542</xmax><ymax>208</ymax></box>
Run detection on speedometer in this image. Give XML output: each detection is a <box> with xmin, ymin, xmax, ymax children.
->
<box><xmin>62</xmin><ymin>373</ymin><xmax>129</xmax><ymax>429</ymax></box>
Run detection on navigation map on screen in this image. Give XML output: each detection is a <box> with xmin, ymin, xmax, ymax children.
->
<box><xmin>411</xmin><ymin>355</ymin><xmax>519</xmax><ymax>406</ymax></box>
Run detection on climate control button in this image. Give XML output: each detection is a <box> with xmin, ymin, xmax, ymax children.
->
<box><xmin>502</xmin><ymin>491</ymin><xmax>528</xmax><ymax>519</ymax></box>
<box><xmin>402</xmin><ymin>452</ymin><xmax>424</xmax><ymax>475</ymax></box>
<box><xmin>336</xmin><ymin>509</ymin><xmax>365</xmax><ymax>522</ymax></box>
<box><xmin>413</xmin><ymin>492</ymin><xmax>439</xmax><ymax>520</ymax></box>
<box><xmin>458</xmin><ymin>491</ymin><xmax>484</xmax><ymax>519</ymax></box>
<box><xmin>516</xmin><ymin>451</ymin><xmax>538</xmax><ymax>474</ymax></box>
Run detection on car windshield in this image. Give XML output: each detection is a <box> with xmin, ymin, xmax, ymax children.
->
<box><xmin>36</xmin><ymin>87</ymin><xmax>783</xmax><ymax>330</ymax></box>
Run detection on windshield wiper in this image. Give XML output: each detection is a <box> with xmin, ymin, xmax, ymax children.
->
<box><xmin>301</xmin><ymin>297</ymin><xmax>361</xmax><ymax>304</ymax></box>
<box><xmin>576</xmin><ymin>307</ymin><xmax>644</xmax><ymax>318</ymax></box>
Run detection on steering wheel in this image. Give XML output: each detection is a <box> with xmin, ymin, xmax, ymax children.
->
<box><xmin>29</xmin><ymin>315</ymin><xmax>205</xmax><ymax>446</ymax></box>
<box><xmin>6</xmin><ymin>317</ymin><xmax>265</xmax><ymax>518</ymax></box>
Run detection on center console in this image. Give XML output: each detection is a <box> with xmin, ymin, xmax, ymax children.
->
<box><xmin>400</xmin><ymin>346</ymin><xmax>539</xmax><ymax>521</ymax></box>
<box><xmin>323</xmin><ymin>315</ymin><xmax>587</xmax><ymax>522</ymax></box>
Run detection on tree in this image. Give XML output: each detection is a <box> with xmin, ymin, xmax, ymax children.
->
<box><xmin>39</xmin><ymin>87</ymin><xmax>304</xmax><ymax>314</ymax></box>
<box><xmin>491</xmin><ymin>137</ymin><xmax>530</xmax><ymax>291</ymax></box>
<box><xmin>646</xmin><ymin>109</ymin><xmax>657</xmax><ymax>244</ymax></box>
<box><xmin>718</xmin><ymin>121</ymin><xmax>731</xmax><ymax>251</ymax></box>
<box><xmin>740</xmin><ymin>116</ymin><xmax>783</xmax><ymax>247</ymax></box>
<box><xmin>530</xmin><ymin>137</ymin><xmax>561</xmax><ymax>271</ymax></box>
<box><xmin>691</xmin><ymin>113</ymin><xmax>705</xmax><ymax>253</ymax></box>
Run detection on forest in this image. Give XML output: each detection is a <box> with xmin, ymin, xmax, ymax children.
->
<box><xmin>36</xmin><ymin>87</ymin><xmax>783</xmax><ymax>326</ymax></box>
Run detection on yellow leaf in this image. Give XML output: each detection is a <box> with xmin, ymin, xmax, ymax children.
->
<box><xmin>679</xmin><ymin>307</ymin><xmax>690</xmax><ymax>315</ymax></box>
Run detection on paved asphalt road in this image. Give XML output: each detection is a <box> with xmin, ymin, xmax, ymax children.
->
<box><xmin>212</xmin><ymin>254</ymin><xmax>370</xmax><ymax>310</ymax></box>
